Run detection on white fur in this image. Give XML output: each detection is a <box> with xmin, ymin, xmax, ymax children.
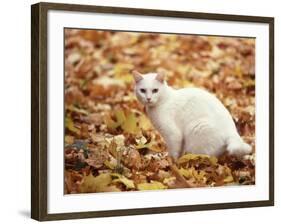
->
<box><xmin>134</xmin><ymin>72</ymin><xmax>252</xmax><ymax>159</ymax></box>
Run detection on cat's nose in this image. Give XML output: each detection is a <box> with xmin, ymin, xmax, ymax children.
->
<box><xmin>147</xmin><ymin>98</ymin><xmax>151</xmax><ymax>102</ymax></box>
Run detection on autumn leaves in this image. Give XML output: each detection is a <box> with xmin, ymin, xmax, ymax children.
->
<box><xmin>64</xmin><ymin>29</ymin><xmax>255</xmax><ymax>194</ymax></box>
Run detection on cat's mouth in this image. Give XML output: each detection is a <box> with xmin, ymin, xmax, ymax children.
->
<box><xmin>145</xmin><ymin>101</ymin><xmax>155</xmax><ymax>107</ymax></box>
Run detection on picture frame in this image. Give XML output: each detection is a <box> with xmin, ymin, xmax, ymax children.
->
<box><xmin>31</xmin><ymin>2</ymin><xmax>274</xmax><ymax>221</ymax></box>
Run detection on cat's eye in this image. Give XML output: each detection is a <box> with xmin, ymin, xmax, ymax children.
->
<box><xmin>152</xmin><ymin>89</ymin><xmax>158</xmax><ymax>93</ymax></box>
<box><xmin>140</xmin><ymin>88</ymin><xmax>146</xmax><ymax>93</ymax></box>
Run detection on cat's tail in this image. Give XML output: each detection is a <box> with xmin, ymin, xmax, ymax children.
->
<box><xmin>226</xmin><ymin>136</ymin><xmax>252</xmax><ymax>157</ymax></box>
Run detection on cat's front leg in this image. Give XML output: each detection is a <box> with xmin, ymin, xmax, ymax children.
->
<box><xmin>162</xmin><ymin>129</ymin><xmax>183</xmax><ymax>160</ymax></box>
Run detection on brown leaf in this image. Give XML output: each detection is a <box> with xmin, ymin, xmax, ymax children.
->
<box><xmin>85</xmin><ymin>148</ymin><xmax>109</xmax><ymax>168</ymax></box>
<box><xmin>123</xmin><ymin>148</ymin><xmax>142</xmax><ymax>170</ymax></box>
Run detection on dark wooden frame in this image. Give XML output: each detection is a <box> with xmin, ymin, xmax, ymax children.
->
<box><xmin>31</xmin><ymin>2</ymin><xmax>274</xmax><ymax>221</ymax></box>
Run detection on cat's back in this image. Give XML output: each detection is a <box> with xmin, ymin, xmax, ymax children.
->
<box><xmin>173</xmin><ymin>87</ymin><xmax>235</xmax><ymax>129</ymax></box>
<box><xmin>175</xmin><ymin>87</ymin><xmax>214</xmax><ymax>100</ymax></box>
<box><xmin>175</xmin><ymin>87</ymin><xmax>225</xmax><ymax>111</ymax></box>
<box><xmin>173</xmin><ymin>87</ymin><xmax>222</xmax><ymax>111</ymax></box>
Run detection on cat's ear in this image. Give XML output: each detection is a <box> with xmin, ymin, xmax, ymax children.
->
<box><xmin>132</xmin><ymin>70</ymin><xmax>143</xmax><ymax>83</ymax></box>
<box><xmin>156</xmin><ymin>71</ymin><xmax>165</xmax><ymax>83</ymax></box>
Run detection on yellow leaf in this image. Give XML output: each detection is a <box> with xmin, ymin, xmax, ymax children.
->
<box><xmin>243</xmin><ymin>79</ymin><xmax>255</xmax><ymax>87</ymax></box>
<box><xmin>209</xmin><ymin>156</ymin><xmax>218</xmax><ymax>165</ymax></box>
<box><xmin>179</xmin><ymin>167</ymin><xmax>207</xmax><ymax>183</ymax></box>
<box><xmin>192</xmin><ymin>169</ymin><xmax>206</xmax><ymax>182</ymax></box>
<box><xmin>79</xmin><ymin>173</ymin><xmax>112</xmax><ymax>193</ymax></box>
<box><xmin>174</xmin><ymin>78</ymin><xmax>194</xmax><ymax>88</ymax></box>
<box><xmin>104</xmin><ymin>159</ymin><xmax>117</xmax><ymax>169</ymax></box>
<box><xmin>108</xmin><ymin>139</ymin><xmax>118</xmax><ymax>158</ymax></box>
<box><xmin>135</xmin><ymin>142</ymin><xmax>152</xmax><ymax>150</ymax></box>
<box><xmin>104</xmin><ymin>114</ymin><xmax>119</xmax><ymax>130</ymax></box>
<box><xmin>135</xmin><ymin>135</ymin><xmax>147</xmax><ymax>145</ymax></box>
<box><xmin>115</xmin><ymin>73</ymin><xmax>134</xmax><ymax>84</ymax></box>
<box><xmin>234</xmin><ymin>65</ymin><xmax>243</xmax><ymax>78</ymax></box>
<box><xmin>224</xmin><ymin>175</ymin><xmax>234</xmax><ymax>183</ymax></box>
<box><xmin>135</xmin><ymin>135</ymin><xmax>159</xmax><ymax>150</ymax></box>
<box><xmin>66</xmin><ymin>105</ymin><xmax>89</xmax><ymax>115</ymax></box>
<box><xmin>104</xmin><ymin>110</ymin><xmax>126</xmax><ymax>131</ymax></box>
<box><xmin>114</xmin><ymin>63</ymin><xmax>134</xmax><ymax>84</ymax></box>
<box><xmin>224</xmin><ymin>166</ymin><xmax>234</xmax><ymax>183</ymax></box>
<box><xmin>178</xmin><ymin>154</ymin><xmax>208</xmax><ymax>163</ymax></box>
<box><xmin>138</xmin><ymin>115</ymin><xmax>153</xmax><ymax>131</ymax></box>
<box><xmin>179</xmin><ymin>167</ymin><xmax>193</xmax><ymax>179</ymax></box>
<box><xmin>137</xmin><ymin>181</ymin><xmax>167</xmax><ymax>191</ymax></box>
<box><xmin>163</xmin><ymin>177</ymin><xmax>176</xmax><ymax>185</ymax></box>
<box><xmin>122</xmin><ymin>112</ymin><xmax>139</xmax><ymax>134</ymax></box>
<box><xmin>105</xmin><ymin>110</ymin><xmax>140</xmax><ymax>134</ymax></box>
<box><xmin>65</xmin><ymin>135</ymin><xmax>74</xmax><ymax>144</ymax></box>
<box><xmin>65</xmin><ymin>116</ymin><xmax>80</xmax><ymax>135</ymax></box>
<box><xmin>111</xmin><ymin>173</ymin><xmax>135</xmax><ymax>189</ymax></box>
<box><xmin>135</xmin><ymin>135</ymin><xmax>164</xmax><ymax>152</ymax></box>
<box><xmin>135</xmin><ymin>136</ymin><xmax>152</xmax><ymax>149</ymax></box>
<box><xmin>103</xmin><ymin>185</ymin><xmax>121</xmax><ymax>192</ymax></box>
<box><xmin>149</xmin><ymin>144</ymin><xmax>165</xmax><ymax>152</ymax></box>
<box><xmin>178</xmin><ymin>153</ymin><xmax>217</xmax><ymax>165</ymax></box>
<box><xmin>114</xmin><ymin>134</ymin><xmax>125</xmax><ymax>146</ymax></box>
<box><xmin>115</xmin><ymin>110</ymin><xmax>126</xmax><ymax>124</ymax></box>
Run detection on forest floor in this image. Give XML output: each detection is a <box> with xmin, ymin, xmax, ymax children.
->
<box><xmin>64</xmin><ymin>29</ymin><xmax>255</xmax><ymax>194</ymax></box>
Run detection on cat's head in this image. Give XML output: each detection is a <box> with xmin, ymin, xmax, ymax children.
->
<box><xmin>132</xmin><ymin>71</ymin><xmax>165</xmax><ymax>107</ymax></box>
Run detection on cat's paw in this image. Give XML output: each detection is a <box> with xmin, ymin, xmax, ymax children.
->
<box><xmin>169</xmin><ymin>151</ymin><xmax>181</xmax><ymax>162</ymax></box>
<box><xmin>227</xmin><ymin>139</ymin><xmax>252</xmax><ymax>157</ymax></box>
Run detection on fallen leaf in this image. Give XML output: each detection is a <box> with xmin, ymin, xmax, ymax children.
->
<box><xmin>122</xmin><ymin>112</ymin><xmax>139</xmax><ymax>134</ymax></box>
<box><xmin>111</xmin><ymin>173</ymin><xmax>135</xmax><ymax>189</ymax></box>
<box><xmin>65</xmin><ymin>116</ymin><xmax>80</xmax><ymax>135</ymax></box>
<box><xmin>79</xmin><ymin>173</ymin><xmax>112</xmax><ymax>193</ymax></box>
<box><xmin>137</xmin><ymin>181</ymin><xmax>167</xmax><ymax>190</ymax></box>
<box><xmin>178</xmin><ymin>153</ymin><xmax>218</xmax><ymax>166</ymax></box>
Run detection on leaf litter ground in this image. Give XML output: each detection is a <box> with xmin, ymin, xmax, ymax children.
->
<box><xmin>64</xmin><ymin>29</ymin><xmax>255</xmax><ymax>194</ymax></box>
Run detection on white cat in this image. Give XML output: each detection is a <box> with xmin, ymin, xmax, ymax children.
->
<box><xmin>133</xmin><ymin>71</ymin><xmax>252</xmax><ymax>159</ymax></box>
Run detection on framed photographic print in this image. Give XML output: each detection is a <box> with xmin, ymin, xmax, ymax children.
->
<box><xmin>31</xmin><ymin>2</ymin><xmax>274</xmax><ymax>221</ymax></box>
